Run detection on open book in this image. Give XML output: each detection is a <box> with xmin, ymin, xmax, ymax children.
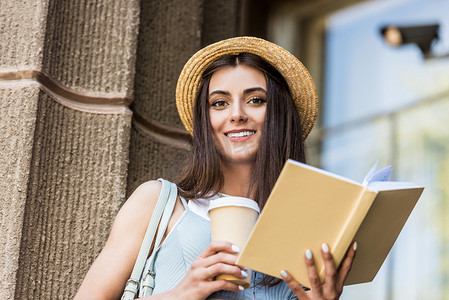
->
<box><xmin>236</xmin><ymin>159</ymin><xmax>423</xmax><ymax>288</ymax></box>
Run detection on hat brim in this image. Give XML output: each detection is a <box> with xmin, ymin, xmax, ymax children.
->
<box><xmin>176</xmin><ymin>36</ymin><xmax>318</xmax><ymax>139</ymax></box>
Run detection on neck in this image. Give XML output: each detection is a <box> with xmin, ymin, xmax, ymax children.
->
<box><xmin>219</xmin><ymin>161</ymin><xmax>254</xmax><ymax>198</ymax></box>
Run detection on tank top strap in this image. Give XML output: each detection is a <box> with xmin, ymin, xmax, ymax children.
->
<box><xmin>179</xmin><ymin>196</ymin><xmax>188</xmax><ymax>209</ymax></box>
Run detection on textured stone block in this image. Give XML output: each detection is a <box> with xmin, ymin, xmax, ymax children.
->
<box><xmin>14</xmin><ymin>90</ymin><xmax>131</xmax><ymax>299</ymax></box>
<box><xmin>0</xmin><ymin>0</ymin><xmax>47</xmax><ymax>69</ymax></box>
<box><xmin>133</xmin><ymin>0</ymin><xmax>202</xmax><ymax>128</ymax></box>
<box><xmin>42</xmin><ymin>0</ymin><xmax>140</xmax><ymax>96</ymax></box>
<box><xmin>126</xmin><ymin>125</ymin><xmax>188</xmax><ymax>197</ymax></box>
<box><xmin>0</xmin><ymin>83</ymin><xmax>40</xmax><ymax>300</ymax></box>
<box><xmin>201</xmin><ymin>0</ymin><xmax>242</xmax><ymax>46</ymax></box>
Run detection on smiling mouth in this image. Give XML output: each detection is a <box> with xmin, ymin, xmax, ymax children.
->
<box><xmin>225</xmin><ymin>130</ymin><xmax>256</xmax><ymax>138</ymax></box>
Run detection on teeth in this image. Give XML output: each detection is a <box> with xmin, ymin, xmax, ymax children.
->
<box><xmin>226</xmin><ymin>131</ymin><xmax>255</xmax><ymax>138</ymax></box>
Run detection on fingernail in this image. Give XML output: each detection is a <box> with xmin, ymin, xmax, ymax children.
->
<box><xmin>305</xmin><ymin>249</ymin><xmax>313</xmax><ymax>260</ymax></box>
<box><xmin>231</xmin><ymin>245</ymin><xmax>241</xmax><ymax>253</ymax></box>
<box><xmin>280</xmin><ymin>270</ymin><xmax>288</xmax><ymax>278</ymax></box>
<box><xmin>238</xmin><ymin>285</ymin><xmax>244</xmax><ymax>291</ymax></box>
<box><xmin>321</xmin><ymin>243</ymin><xmax>329</xmax><ymax>253</ymax></box>
<box><xmin>353</xmin><ymin>241</ymin><xmax>358</xmax><ymax>251</ymax></box>
<box><xmin>241</xmin><ymin>270</ymin><xmax>248</xmax><ymax>278</ymax></box>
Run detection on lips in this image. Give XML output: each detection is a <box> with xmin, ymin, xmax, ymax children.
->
<box><xmin>224</xmin><ymin>129</ymin><xmax>256</xmax><ymax>142</ymax></box>
<box><xmin>225</xmin><ymin>130</ymin><xmax>256</xmax><ymax>138</ymax></box>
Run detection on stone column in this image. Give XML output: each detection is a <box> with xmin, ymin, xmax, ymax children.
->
<box><xmin>0</xmin><ymin>0</ymin><xmax>139</xmax><ymax>298</ymax></box>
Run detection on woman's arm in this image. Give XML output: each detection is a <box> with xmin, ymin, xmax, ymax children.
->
<box><xmin>74</xmin><ymin>180</ymin><xmax>164</xmax><ymax>300</ymax></box>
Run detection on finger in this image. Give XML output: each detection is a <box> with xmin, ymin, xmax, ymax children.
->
<box><xmin>304</xmin><ymin>249</ymin><xmax>323</xmax><ymax>296</ymax></box>
<box><xmin>321</xmin><ymin>243</ymin><xmax>337</xmax><ymax>296</ymax></box>
<box><xmin>207</xmin><ymin>279</ymin><xmax>245</xmax><ymax>294</ymax></box>
<box><xmin>336</xmin><ymin>241</ymin><xmax>357</xmax><ymax>288</ymax></box>
<box><xmin>199</xmin><ymin>241</ymin><xmax>240</xmax><ymax>258</ymax></box>
<box><xmin>205</xmin><ymin>263</ymin><xmax>249</xmax><ymax>280</ymax></box>
<box><xmin>280</xmin><ymin>269</ymin><xmax>309</xmax><ymax>299</ymax></box>
<box><xmin>201</xmin><ymin>251</ymin><xmax>239</xmax><ymax>268</ymax></box>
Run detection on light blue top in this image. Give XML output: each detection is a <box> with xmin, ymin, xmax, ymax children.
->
<box><xmin>146</xmin><ymin>197</ymin><xmax>298</xmax><ymax>299</ymax></box>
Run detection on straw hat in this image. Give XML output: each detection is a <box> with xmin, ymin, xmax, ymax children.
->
<box><xmin>176</xmin><ymin>36</ymin><xmax>318</xmax><ymax>139</ymax></box>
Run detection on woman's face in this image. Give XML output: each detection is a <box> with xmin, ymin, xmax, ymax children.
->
<box><xmin>208</xmin><ymin>65</ymin><xmax>267</xmax><ymax>164</ymax></box>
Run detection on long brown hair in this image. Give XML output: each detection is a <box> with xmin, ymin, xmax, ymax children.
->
<box><xmin>177</xmin><ymin>52</ymin><xmax>306</xmax><ymax>208</ymax></box>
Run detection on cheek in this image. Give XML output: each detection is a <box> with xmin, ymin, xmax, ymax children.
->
<box><xmin>257</xmin><ymin>109</ymin><xmax>267</xmax><ymax>128</ymax></box>
<box><xmin>209</xmin><ymin>111</ymin><xmax>225</xmax><ymax>135</ymax></box>
<box><xmin>208</xmin><ymin>113</ymin><xmax>219</xmax><ymax>134</ymax></box>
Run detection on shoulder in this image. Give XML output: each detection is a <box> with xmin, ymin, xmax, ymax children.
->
<box><xmin>126</xmin><ymin>180</ymin><xmax>163</xmax><ymax>206</ymax></box>
<box><xmin>74</xmin><ymin>180</ymin><xmax>166</xmax><ymax>299</ymax></box>
<box><xmin>115</xmin><ymin>180</ymin><xmax>163</xmax><ymax>227</ymax></box>
<box><xmin>130</xmin><ymin>180</ymin><xmax>163</xmax><ymax>201</ymax></box>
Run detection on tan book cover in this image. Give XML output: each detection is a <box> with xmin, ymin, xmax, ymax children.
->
<box><xmin>236</xmin><ymin>159</ymin><xmax>424</xmax><ymax>288</ymax></box>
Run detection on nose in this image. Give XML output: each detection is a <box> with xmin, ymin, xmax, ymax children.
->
<box><xmin>230</xmin><ymin>102</ymin><xmax>248</xmax><ymax>123</ymax></box>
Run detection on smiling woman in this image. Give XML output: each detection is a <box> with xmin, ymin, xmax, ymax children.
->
<box><xmin>75</xmin><ymin>37</ymin><xmax>355</xmax><ymax>300</ymax></box>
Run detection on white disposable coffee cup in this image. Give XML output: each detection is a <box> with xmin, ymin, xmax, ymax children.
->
<box><xmin>208</xmin><ymin>196</ymin><xmax>260</xmax><ymax>289</ymax></box>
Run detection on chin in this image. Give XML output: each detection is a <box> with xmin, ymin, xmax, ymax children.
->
<box><xmin>216</xmin><ymin>139</ymin><xmax>260</xmax><ymax>164</ymax></box>
<box><xmin>222</xmin><ymin>152</ymin><xmax>257</xmax><ymax>165</ymax></box>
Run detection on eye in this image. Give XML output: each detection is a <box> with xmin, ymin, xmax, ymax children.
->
<box><xmin>248</xmin><ymin>97</ymin><xmax>266</xmax><ymax>104</ymax></box>
<box><xmin>211</xmin><ymin>99</ymin><xmax>228</xmax><ymax>107</ymax></box>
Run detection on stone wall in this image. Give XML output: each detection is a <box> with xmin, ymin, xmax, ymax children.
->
<box><xmin>0</xmin><ymin>0</ymin><xmax>135</xmax><ymax>298</ymax></box>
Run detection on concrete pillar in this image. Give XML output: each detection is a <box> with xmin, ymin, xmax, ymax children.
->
<box><xmin>0</xmin><ymin>0</ymin><xmax>138</xmax><ymax>298</ymax></box>
<box><xmin>202</xmin><ymin>0</ymin><xmax>243</xmax><ymax>45</ymax></box>
<box><xmin>1</xmin><ymin>1</ymin><xmax>50</xmax><ymax>298</ymax></box>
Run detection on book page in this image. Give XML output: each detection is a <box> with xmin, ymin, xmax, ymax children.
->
<box><xmin>367</xmin><ymin>181</ymin><xmax>423</xmax><ymax>191</ymax></box>
<box><xmin>362</xmin><ymin>162</ymin><xmax>392</xmax><ymax>186</ymax></box>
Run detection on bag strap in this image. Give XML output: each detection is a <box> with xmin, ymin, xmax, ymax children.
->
<box><xmin>153</xmin><ymin>181</ymin><xmax>178</xmax><ymax>250</ymax></box>
<box><xmin>121</xmin><ymin>178</ymin><xmax>177</xmax><ymax>300</ymax></box>
<box><xmin>138</xmin><ymin>181</ymin><xmax>178</xmax><ymax>297</ymax></box>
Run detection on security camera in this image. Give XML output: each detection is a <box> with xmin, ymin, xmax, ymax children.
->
<box><xmin>380</xmin><ymin>24</ymin><xmax>439</xmax><ymax>57</ymax></box>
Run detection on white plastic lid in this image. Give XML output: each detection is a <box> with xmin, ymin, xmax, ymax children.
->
<box><xmin>208</xmin><ymin>196</ymin><xmax>260</xmax><ymax>214</ymax></box>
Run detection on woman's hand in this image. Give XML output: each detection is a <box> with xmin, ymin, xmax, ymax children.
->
<box><xmin>280</xmin><ymin>241</ymin><xmax>357</xmax><ymax>300</ymax></box>
<box><xmin>166</xmin><ymin>241</ymin><xmax>248</xmax><ymax>300</ymax></box>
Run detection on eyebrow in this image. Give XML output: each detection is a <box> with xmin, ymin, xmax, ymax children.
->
<box><xmin>209</xmin><ymin>90</ymin><xmax>231</xmax><ymax>97</ymax></box>
<box><xmin>244</xmin><ymin>87</ymin><xmax>267</xmax><ymax>95</ymax></box>
<box><xmin>208</xmin><ymin>87</ymin><xmax>267</xmax><ymax>98</ymax></box>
